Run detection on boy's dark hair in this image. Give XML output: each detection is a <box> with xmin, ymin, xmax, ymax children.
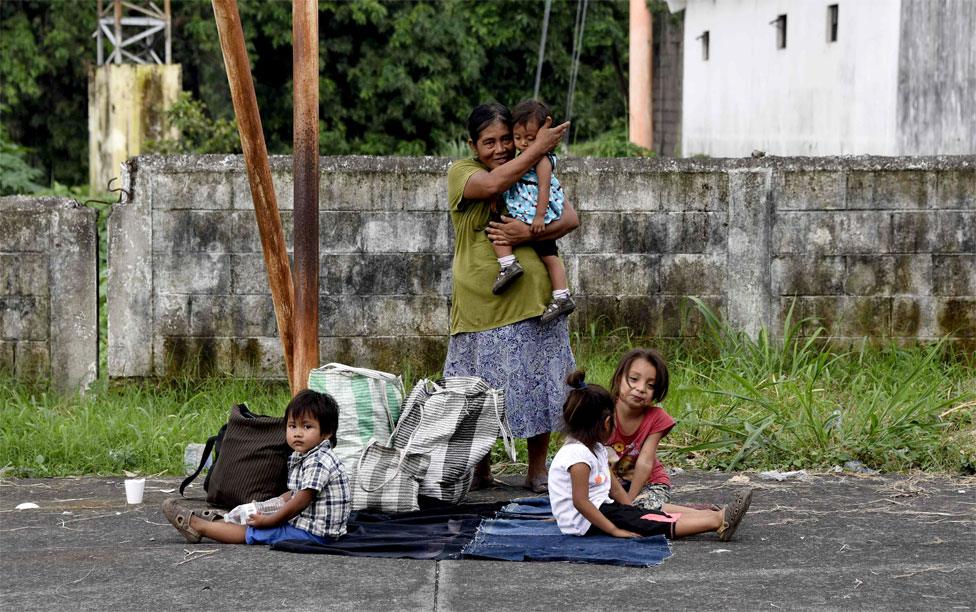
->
<box><xmin>561</xmin><ymin>370</ymin><xmax>614</xmax><ymax>451</ymax></box>
<box><xmin>511</xmin><ymin>99</ymin><xmax>551</xmax><ymax>128</ymax></box>
<box><xmin>466</xmin><ymin>102</ymin><xmax>512</xmax><ymax>142</ymax></box>
<box><xmin>284</xmin><ymin>389</ymin><xmax>340</xmax><ymax>448</ymax></box>
<box><xmin>611</xmin><ymin>348</ymin><xmax>670</xmax><ymax>404</ymax></box>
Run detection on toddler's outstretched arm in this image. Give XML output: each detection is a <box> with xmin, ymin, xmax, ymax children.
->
<box><xmin>569</xmin><ymin>463</ymin><xmax>639</xmax><ymax>538</ymax></box>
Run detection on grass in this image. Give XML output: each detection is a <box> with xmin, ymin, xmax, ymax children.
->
<box><xmin>1</xmin><ymin>302</ymin><xmax>973</xmax><ymax>478</ymax></box>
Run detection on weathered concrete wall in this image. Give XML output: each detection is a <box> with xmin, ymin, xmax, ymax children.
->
<box><xmin>108</xmin><ymin>155</ymin><xmax>975</xmax><ymax>379</ymax></box>
<box><xmin>897</xmin><ymin>0</ymin><xmax>976</xmax><ymax>155</ymax></box>
<box><xmin>0</xmin><ymin>197</ymin><xmax>98</xmax><ymax>391</ymax></box>
<box><xmin>88</xmin><ymin>64</ymin><xmax>181</xmax><ymax>191</ymax></box>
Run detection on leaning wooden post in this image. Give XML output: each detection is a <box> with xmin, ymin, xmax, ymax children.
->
<box><xmin>212</xmin><ymin>0</ymin><xmax>297</xmax><ymax>392</ymax></box>
<box><xmin>292</xmin><ymin>0</ymin><xmax>320</xmax><ymax>392</ymax></box>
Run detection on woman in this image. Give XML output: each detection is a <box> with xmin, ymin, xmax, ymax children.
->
<box><xmin>444</xmin><ymin>102</ymin><xmax>578</xmax><ymax>493</ymax></box>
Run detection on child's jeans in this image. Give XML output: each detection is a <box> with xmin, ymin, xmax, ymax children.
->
<box><xmin>245</xmin><ymin>524</ymin><xmax>337</xmax><ymax>546</ymax></box>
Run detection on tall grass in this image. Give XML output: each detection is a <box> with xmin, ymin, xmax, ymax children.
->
<box><xmin>1</xmin><ymin>300</ymin><xmax>973</xmax><ymax>477</ymax></box>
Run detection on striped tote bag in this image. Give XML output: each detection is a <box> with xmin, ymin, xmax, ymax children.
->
<box><xmin>391</xmin><ymin>377</ymin><xmax>515</xmax><ymax>504</ymax></box>
<box><xmin>351</xmin><ymin>440</ymin><xmax>431</xmax><ymax>513</ymax></box>
<box><xmin>307</xmin><ymin>363</ymin><xmax>404</xmax><ymax>474</ymax></box>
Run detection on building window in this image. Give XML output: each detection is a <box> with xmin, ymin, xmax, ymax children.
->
<box><xmin>827</xmin><ymin>4</ymin><xmax>839</xmax><ymax>42</ymax></box>
<box><xmin>698</xmin><ymin>31</ymin><xmax>709</xmax><ymax>61</ymax></box>
<box><xmin>773</xmin><ymin>14</ymin><xmax>787</xmax><ymax>49</ymax></box>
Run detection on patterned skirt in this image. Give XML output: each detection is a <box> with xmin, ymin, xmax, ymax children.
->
<box><xmin>444</xmin><ymin>317</ymin><xmax>576</xmax><ymax>438</ymax></box>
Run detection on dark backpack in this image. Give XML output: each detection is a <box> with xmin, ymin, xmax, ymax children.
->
<box><xmin>179</xmin><ymin>404</ymin><xmax>291</xmax><ymax>508</ymax></box>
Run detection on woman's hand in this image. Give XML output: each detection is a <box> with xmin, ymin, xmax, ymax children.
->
<box><xmin>486</xmin><ymin>215</ymin><xmax>532</xmax><ymax>247</ymax></box>
<box><xmin>533</xmin><ymin>117</ymin><xmax>571</xmax><ymax>152</ymax></box>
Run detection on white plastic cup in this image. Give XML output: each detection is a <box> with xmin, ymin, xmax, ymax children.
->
<box><xmin>124</xmin><ymin>478</ymin><xmax>145</xmax><ymax>504</ymax></box>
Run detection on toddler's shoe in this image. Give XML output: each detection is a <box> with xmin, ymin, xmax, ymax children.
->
<box><xmin>540</xmin><ymin>295</ymin><xmax>576</xmax><ymax>324</ymax></box>
<box><xmin>492</xmin><ymin>260</ymin><xmax>524</xmax><ymax>294</ymax></box>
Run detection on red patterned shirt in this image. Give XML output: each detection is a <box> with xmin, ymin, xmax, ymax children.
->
<box><xmin>605</xmin><ymin>406</ymin><xmax>675</xmax><ymax>487</ymax></box>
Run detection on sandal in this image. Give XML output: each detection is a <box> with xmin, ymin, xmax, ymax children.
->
<box><xmin>162</xmin><ymin>498</ymin><xmax>202</xmax><ymax>543</ymax></box>
<box><xmin>525</xmin><ymin>474</ymin><xmax>548</xmax><ymax>494</ymax></box>
<box><xmin>717</xmin><ymin>488</ymin><xmax>753</xmax><ymax>542</ymax></box>
<box><xmin>198</xmin><ymin>508</ymin><xmax>225</xmax><ymax>522</ymax></box>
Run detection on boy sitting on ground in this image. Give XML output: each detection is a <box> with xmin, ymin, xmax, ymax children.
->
<box><xmin>162</xmin><ymin>389</ymin><xmax>350</xmax><ymax>545</ymax></box>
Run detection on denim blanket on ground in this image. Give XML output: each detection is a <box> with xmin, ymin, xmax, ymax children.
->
<box><xmin>272</xmin><ymin>498</ymin><xmax>672</xmax><ymax>566</ymax></box>
<box><xmin>462</xmin><ymin>497</ymin><xmax>672</xmax><ymax>567</ymax></box>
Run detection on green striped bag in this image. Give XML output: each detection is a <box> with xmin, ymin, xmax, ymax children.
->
<box><xmin>307</xmin><ymin>363</ymin><xmax>404</xmax><ymax>474</ymax></box>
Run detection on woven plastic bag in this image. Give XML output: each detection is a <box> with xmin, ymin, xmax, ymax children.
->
<box><xmin>391</xmin><ymin>376</ymin><xmax>515</xmax><ymax>504</ymax></box>
<box><xmin>307</xmin><ymin>363</ymin><xmax>404</xmax><ymax>474</ymax></box>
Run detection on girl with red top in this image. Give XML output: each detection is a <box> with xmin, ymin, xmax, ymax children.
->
<box><xmin>608</xmin><ymin>348</ymin><xmax>715</xmax><ymax>513</ymax></box>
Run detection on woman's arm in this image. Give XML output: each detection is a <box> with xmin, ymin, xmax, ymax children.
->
<box><xmin>486</xmin><ymin>199</ymin><xmax>579</xmax><ymax>246</ymax></box>
<box><xmin>246</xmin><ymin>489</ymin><xmax>315</xmax><ymax>528</ymax></box>
<box><xmin>625</xmin><ymin>432</ymin><xmax>664</xmax><ymax>504</ymax></box>
<box><xmin>463</xmin><ymin>118</ymin><xmax>570</xmax><ymax>200</ymax></box>
<box><xmin>569</xmin><ymin>463</ymin><xmax>639</xmax><ymax>538</ymax></box>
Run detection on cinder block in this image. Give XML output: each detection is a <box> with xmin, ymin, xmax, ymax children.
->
<box><xmin>778</xmin><ymin>171</ymin><xmax>846</xmax><ymax>210</ymax></box>
<box><xmin>845</xmin><ymin>171</ymin><xmax>928</xmax><ymax>210</ymax></box>
<box><xmin>336</xmin><ymin>253</ymin><xmax>450</xmax><ymax>296</ymax></box>
<box><xmin>0</xmin><ymin>340</ymin><xmax>13</xmax><ymax>370</ymax></box>
<box><xmin>936</xmin><ymin>169</ymin><xmax>976</xmax><ymax>209</ymax></box>
<box><xmin>319</xmin><ymin>211</ymin><xmax>366</xmax><ymax>253</ymax></box>
<box><xmin>362</xmin><ymin>295</ymin><xmax>449</xmax><ymax>336</ymax></box>
<box><xmin>658</xmin><ymin>172</ymin><xmax>727</xmax><ymax>212</ymax></box>
<box><xmin>152</xmin><ymin>172</ymin><xmax>232</xmax><ymax>210</ymax></box>
<box><xmin>936</xmin><ymin>298</ymin><xmax>976</xmax><ymax>338</ymax></box>
<box><xmin>231</xmin><ymin>171</ymin><xmax>294</xmax><ymax>211</ymax></box>
<box><xmin>14</xmin><ymin>341</ymin><xmax>49</xmax><ymax>379</ymax></box>
<box><xmin>362</xmin><ymin>212</ymin><xmax>450</xmax><ymax>253</ymax></box>
<box><xmin>660</xmin><ymin>254</ymin><xmax>725</xmax><ymax>295</ymax></box>
<box><xmin>934</xmin><ymin>211</ymin><xmax>976</xmax><ymax>253</ymax></box>
<box><xmin>155</xmin><ymin>253</ymin><xmax>232</xmax><ymax>294</ymax></box>
<box><xmin>780</xmin><ymin>296</ymin><xmax>892</xmax><ymax>338</ymax></box>
<box><xmin>318</xmin><ymin>295</ymin><xmax>367</xmax><ymax>337</ymax></box>
<box><xmin>154</xmin><ymin>210</ymin><xmax>261</xmax><ymax>253</ymax></box>
<box><xmin>0</xmin><ymin>212</ymin><xmax>50</xmax><ymax>252</ymax></box>
<box><xmin>0</xmin><ymin>296</ymin><xmax>49</xmax><ymax>341</ymax></box>
<box><xmin>890</xmin><ymin>211</ymin><xmax>937</xmax><ymax>252</ymax></box>
<box><xmin>575</xmin><ymin>254</ymin><xmax>659</xmax><ymax>296</ymax></box>
<box><xmin>657</xmin><ymin>295</ymin><xmax>723</xmax><ymax>338</ymax></box>
<box><xmin>932</xmin><ymin>255</ymin><xmax>976</xmax><ymax>296</ymax></box>
<box><xmin>564</xmin><ymin>212</ymin><xmax>667</xmax><ymax>254</ymax></box>
<box><xmin>188</xmin><ymin>294</ymin><xmax>278</xmax><ymax>337</ymax></box>
<box><xmin>665</xmin><ymin>212</ymin><xmax>727</xmax><ymax>254</ymax></box>
<box><xmin>153</xmin><ymin>293</ymin><xmax>190</xmax><ymax>336</ymax></box>
<box><xmin>773</xmin><ymin>211</ymin><xmax>891</xmax><ymax>254</ymax></box>
<box><xmin>231</xmin><ymin>253</ymin><xmax>274</xmax><ymax>295</ymax></box>
<box><xmin>0</xmin><ymin>253</ymin><xmax>47</xmax><ymax>295</ymax></box>
<box><xmin>153</xmin><ymin>336</ymin><xmax>236</xmax><ymax>377</ymax></box>
<box><xmin>771</xmin><ymin>254</ymin><xmax>845</xmax><ymax>295</ymax></box>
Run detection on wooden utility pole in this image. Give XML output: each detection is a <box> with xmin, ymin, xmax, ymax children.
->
<box><xmin>211</xmin><ymin>0</ymin><xmax>298</xmax><ymax>393</ymax></box>
<box><xmin>292</xmin><ymin>0</ymin><xmax>320</xmax><ymax>392</ymax></box>
<box><xmin>629</xmin><ymin>0</ymin><xmax>653</xmax><ymax>149</ymax></box>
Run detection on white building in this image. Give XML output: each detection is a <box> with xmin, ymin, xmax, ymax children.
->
<box><xmin>670</xmin><ymin>0</ymin><xmax>976</xmax><ymax>157</ymax></box>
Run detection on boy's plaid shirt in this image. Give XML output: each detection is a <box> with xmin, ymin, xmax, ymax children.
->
<box><xmin>287</xmin><ymin>440</ymin><xmax>350</xmax><ymax>537</ymax></box>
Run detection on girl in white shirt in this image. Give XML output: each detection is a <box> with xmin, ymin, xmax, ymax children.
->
<box><xmin>548</xmin><ymin>370</ymin><xmax>752</xmax><ymax>540</ymax></box>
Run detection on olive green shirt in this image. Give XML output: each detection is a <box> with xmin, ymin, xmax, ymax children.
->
<box><xmin>448</xmin><ymin>158</ymin><xmax>553</xmax><ymax>334</ymax></box>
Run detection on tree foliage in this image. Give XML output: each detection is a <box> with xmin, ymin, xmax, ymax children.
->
<box><xmin>1</xmin><ymin>0</ymin><xmax>635</xmax><ymax>184</ymax></box>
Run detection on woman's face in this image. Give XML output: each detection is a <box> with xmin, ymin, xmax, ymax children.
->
<box><xmin>469</xmin><ymin>120</ymin><xmax>515</xmax><ymax>169</ymax></box>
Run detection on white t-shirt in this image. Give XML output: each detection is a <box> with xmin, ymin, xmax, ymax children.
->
<box><xmin>548</xmin><ymin>440</ymin><xmax>612</xmax><ymax>536</ymax></box>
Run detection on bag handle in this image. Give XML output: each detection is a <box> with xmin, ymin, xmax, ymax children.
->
<box><xmin>429</xmin><ymin>378</ymin><xmax>516</xmax><ymax>461</ymax></box>
<box><xmin>356</xmin><ymin>388</ymin><xmax>426</xmax><ymax>494</ymax></box>
<box><xmin>314</xmin><ymin>363</ymin><xmax>404</xmax><ymax>388</ymax></box>
<box><xmin>179</xmin><ymin>426</ymin><xmax>224</xmax><ymax>498</ymax></box>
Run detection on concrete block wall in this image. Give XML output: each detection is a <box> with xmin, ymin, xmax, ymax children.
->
<box><xmin>108</xmin><ymin>155</ymin><xmax>975</xmax><ymax>379</ymax></box>
<box><xmin>0</xmin><ymin>197</ymin><xmax>98</xmax><ymax>390</ymax></box>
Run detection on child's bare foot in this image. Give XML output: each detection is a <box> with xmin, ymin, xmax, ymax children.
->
<box><xmin>717</xmin><ymin>488</ymin><xmax>753</xmax><ymax>541</ymax></box>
